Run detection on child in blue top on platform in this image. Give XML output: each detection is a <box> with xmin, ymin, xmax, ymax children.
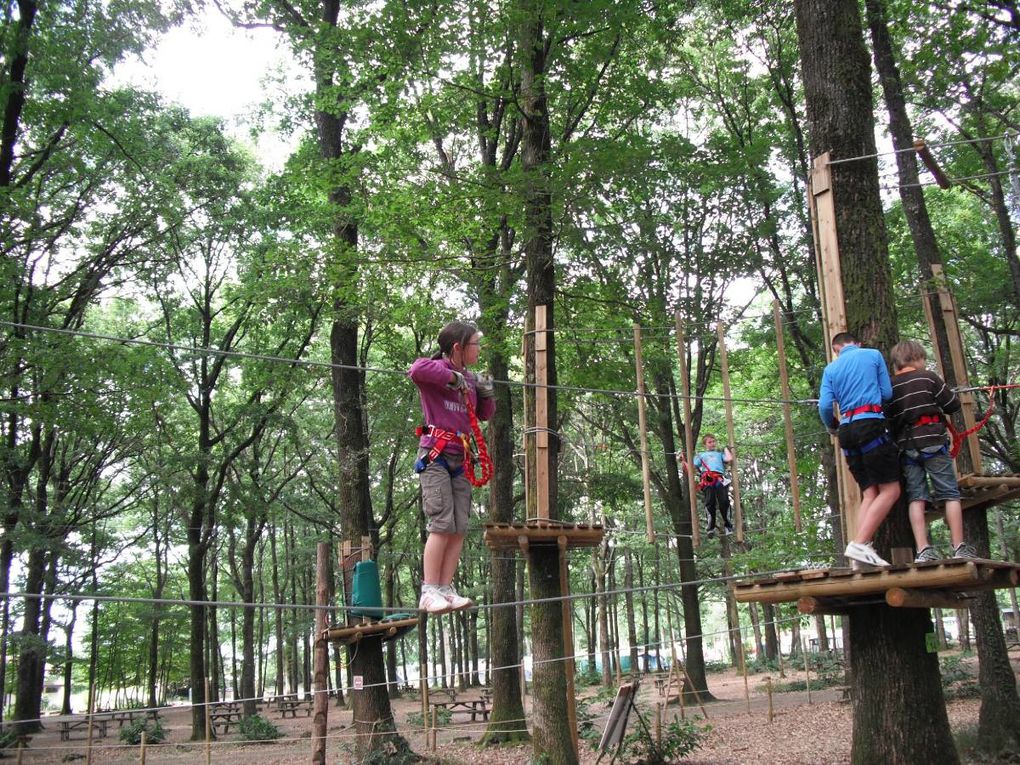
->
<box><xmin>885</xmin><ymin>340</ymin><xmax>976</xmax><ymax>562</ymax></box>
<box><xmin>693</xmin><ymin>433</ymin><xmax>733</xmax><ymax>536</ymax></box>
<box><xmin>818</xmin><ymin>331</ymin><xmax>900</xmax><ymax>567</ymax></box>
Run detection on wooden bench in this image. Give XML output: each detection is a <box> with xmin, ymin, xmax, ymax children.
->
<box><xmin>209</xmin><ymin>702</ymin><xmax>244</xmax><ymax>734</ymax></box>
<box><xmin>59</xmin><ymin>717</ymin><xmax>109</xmax><ymax>741</ymax></box>
<box><xmin>429</xmin><ymin>698</ymin><xmax>491</xmax><ymax>723</ymax></box>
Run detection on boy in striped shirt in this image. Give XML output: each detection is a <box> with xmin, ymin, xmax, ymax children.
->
<box><xmin>886</xmin><ymin>340</ymin><xmax>976</xmax><ymax>561</ymax></box>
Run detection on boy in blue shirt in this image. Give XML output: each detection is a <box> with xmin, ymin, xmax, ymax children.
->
<box><xmin>693</xmin><ymin>433</ymin><xmax>733</xmax><ymax>536</ymax></box>
<box><xmin>818</xmin><ymin>332</ymin><xmax>901</xmax><ymax>567</ymax></box>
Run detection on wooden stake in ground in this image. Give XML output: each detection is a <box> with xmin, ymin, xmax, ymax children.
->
<box><xmin>204</xmin><ymin>677</ymin><xmax>212</xmax><ymax>765</ymax></box>
<box><xmin>633</xmin><ymin>323</ymin><xmax>656</xmax><ymax>543</ymax></box>
<box><xmin>772</xmin><ymin>300</ymin><xmax>803</xmax><ymax>531</ymax></box>
<box><xmin>674</xmin><ymin>313</ymin><xmax>701</xmax><ymax>548</ymax></box>
<box><xmin>312</xmin><ymin>542</ymin><xmax>330</xmax><ymax>764</ymax></box>
<box><xmin>85</xmin><ymin>681</ymin><xmax>96</xmax><ymax>765</ymax></box>
<box><xmin>716</xmin><ymin>323</ymin><xmax>744</xmax><ymax>541</ymax></box>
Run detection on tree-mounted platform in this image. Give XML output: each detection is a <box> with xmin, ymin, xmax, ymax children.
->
<box><xmin>731</xmin><ymin>558</ymin><xmax>1019</xmax><ymax>613</ymax></box>
<box><xmin>322</xmin><ymin>617</ymin><xmax>420</xmax><ymax>645</ymax></box>
<box><xmin>958</xmin><ymin>473</ymin><xmax>1020</xmax><ymax>511</ymax></box>
<box><xmin>482</xmin><ymin>519</ymin><xmax>604</xmax><ymax>552</ymax></box>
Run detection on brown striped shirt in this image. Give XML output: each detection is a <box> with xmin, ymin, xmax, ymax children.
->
<box><xmin>885</xmin><ymin>369</ymin><xmax>960</xmax><ymax>451</ymax></box>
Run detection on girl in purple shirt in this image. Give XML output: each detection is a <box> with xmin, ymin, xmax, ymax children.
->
<box><xmin>408</xmin><ymin>321</ymin><xmax>495</xmax><ymax>613</ymax></box>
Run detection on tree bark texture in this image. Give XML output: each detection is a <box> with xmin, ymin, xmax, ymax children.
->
<box><xmin>794</xmin><ymin>1</ymin><xmax>958</xmax><ymax>762</ymax></box>
<box><xmin>518</xmin><ymin>0</ymin><xmax>573</xmax><ymax>760</ymax></box>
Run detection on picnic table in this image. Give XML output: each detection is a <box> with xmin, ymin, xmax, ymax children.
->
<box><xmin>208</xmin><ymin>701</ymin><xmax>244</xmax><ymax>734</ymax></box>
<box><xmin>278</xmin><ymin>697</ymin><xmax>313</xmax><ymax>718</ymax></box>
<box><xmin>96</xmin><ymin>708</ymin><xmax>159</xmax><ymax>729</ymax></box>
<box><xmin>429</xmin><ymin>697</ymin><xmax>491</xmax><ymax>723</ymax></box>
<box><xmin>58</xmin><ymin>716</ymin><xmax>109</xmax><ymax>741</ymax></box>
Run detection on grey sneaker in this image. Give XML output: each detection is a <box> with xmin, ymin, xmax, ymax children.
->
<box><xmin>914</xmin><ymin>545</ymin><xmax>941</xmax><ymax>563</ymax></box>
<box><xmin>844</xmin><ymin>541</ymin><xmax>890</xmax><ymax>567</ymax></box>
<box><xmin>953</xmin><ymin>542</ymin><xmax>979</xmax><ymax>559</ymax></box>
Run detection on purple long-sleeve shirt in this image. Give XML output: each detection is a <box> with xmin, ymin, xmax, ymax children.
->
<box><xmin>409</xmin><ymin>357</ymin><xmax>495</xmax><ymax>455</ymax></box>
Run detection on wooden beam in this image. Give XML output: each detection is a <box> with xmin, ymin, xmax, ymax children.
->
<box><xmin>535</xmin><ymin>304</ymin><xmax>551</xmax><ymax>519</ymax></box>
<box><xmin>797</xmin><ymin>596</ymin><xmax>851</xmax><ymax>616</ymax></box>
<box><xmin>885</xmin><ymin>587</ymin><xmax>972</xmax><ymax>610</ymax></box>
<box><xmin>734</xmin><ymin>561</ymin><xmax>984</xmax><ymax>604</ymax></box>
<box><xmin>312</xmin><ymin>543</ymin><xmax>330</xmax><ymax>764</ymax></box>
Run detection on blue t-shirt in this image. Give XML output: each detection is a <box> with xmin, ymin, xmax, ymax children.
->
<box><xmin>817</xmin><ymin>344</ymin><xmax>893</xmax><ymax>429</ymax></box>
<box><xmin>693</xmin><ymin>449</ymin><xmax>727</xmax><ymax>475</ymax></box>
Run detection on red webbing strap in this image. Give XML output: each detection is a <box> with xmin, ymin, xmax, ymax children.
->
<box><xmin>460</xmin><ymin>392</ymin><xmax>494</xmax><ymax>488</ymax></box>
<box><xmin>416</xmin><ymin>425</ymin><xmax>458</xmax><ymax>463</ymax></box>
<box><xmin>698</xmin><ymin>470</ymin><xmax>723</xmax><ymax>490</ymax></box>
<box><xmin>948</xmin><ymin>404</ymin><xmax>996</xmax><ymax>458</ymax></box>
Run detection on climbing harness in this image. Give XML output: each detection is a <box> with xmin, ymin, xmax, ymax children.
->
<box><xmin>840</xmin><ymin>403</ymin><xmax>883</xmax><ymax>423</ymax></box>
<box><xmin>413</xmin><ymin>390</ymin><xmax>494</xmax><ymax>488</ymax></box>
<box><xmin>841</xmin><ymin>433</ymin><xmax>891</xmax><ymax>458</ymax></box>
<box><xmin>698</xmin><ymin>470</ymin><xmax>724</xmax><ymax>490</ymax></box>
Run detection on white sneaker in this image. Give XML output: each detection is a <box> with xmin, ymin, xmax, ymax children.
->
<box><xmin>419</xmin><ymin>589</ymin><xmax>451</xmax><ymax>614</ymax></box>
<box><xmin>844</xmin><ymin>541</ymin><xmax>890</xmax><ymax>567</ymax></box>
<box><xmin>438</xmin><ymin>585</ymin><xmax>473</xmax><ymax>611</ymax></box>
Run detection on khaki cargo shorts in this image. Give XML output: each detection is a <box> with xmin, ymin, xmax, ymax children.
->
<box><xmin>418</xmin><ymin>449</ymin><xmax>472</xmax><ymax>534</ymax></box>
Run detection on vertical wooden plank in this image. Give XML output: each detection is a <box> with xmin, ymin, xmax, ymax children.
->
<box><xmin>716</xmin><ymin>323</ymin><xmax>743</xmax><ymax>541</ymax></box>
<box><xmin>773</xmin><ymin>300</ymin><xmax>803</xmax><ymax>532</ymax></box>
<box><xmin>810</xmin><ymin>153</ymin><xmax>859</xmax><ymax>546</ymax></box>
<box><xmin>535</xmin><ymin>304</ymin><xmax>551</xmax><ymax>519</ymax></box>
<box><xmin>633</xmin><ymin>324</ymin><xmax>656</xmax><ymax>543</ymax></box>
<box><xmin>674</xmin><ymin>313</ymin><xmax>701</xmax><ymax>548</ymax></box>
<box><xmin>931</xmin><ymin>264</ymin><xmax>982</xmax><ymax>473</ymax></box>
<box><xmin>312</xmin><ymin>542</ymin><xmax>330</xmax><ymax>765</ymax></box>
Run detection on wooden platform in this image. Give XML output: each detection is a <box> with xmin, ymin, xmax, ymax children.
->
<box><xmin>732</xmin><ymin>558</ymin><xmax>1019</xmax><ymax>612</ymax></box>
<box><xmin>482</xmin><ymin>519</ymin><xmax>604</xmax><ymax>551</ymax></box>
<box><xmin>958</xmin><ymin>473</ymin><xmax>1020</xmax><ymax>511</ymax></box>
<box><xmin>323</xmin><ymin>617</ymin><xmax>419</xmax><ymax>644</ymax></box>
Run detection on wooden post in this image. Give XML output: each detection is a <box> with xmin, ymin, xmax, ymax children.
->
<box><xmin>140</xmin><ymin>729</ymin><xmax>147</xmax><ymax>765</ymax></box>
<box><xmin>558</xmin><ymin>535</ymin><xmax>580</xmax><ymax>758</ymax></box>
<box><xmin>312</xmin><ymin>542</ymin><xmax>330</xmax><ymax>764</ymax></box>
<box><xmin>810</xmin><ymin>152</ymin><xmax>861</xmax><ymax>544</ymax></box>
<box><xmin>801</xmin><ymin>635</ymin><xmax>812</xmax><ymax>705</ymax></box>
<box><xmin>85</xmin><ymin>681</ymin><xmax>96</xmax><ymax>765</ymax></box>
<box><xmin>204</xmin><ymin>677</ymin><xmax>212</xmax><ymax>765</ymax></box>
<box><xmin>735</xmin><ymin>620</ymin><xmax>750</xmax><ymax>715</ymax></box>
<box><xmin>633</xmin><ymin>323</ymin><xmax>656</xmax><ymax>543</ymax></box>
<box><xmin>716</xmin><ymin>323</ymin><xmax>744</xmax><ymax>541</ymax></box>
<box><xmin>15</xmin><ymin>740</ymin><xmax>23</xmax><ymax>765</ymax></box>
<box><xmin>675</xmin><ymin>313</ymin><xmax>701</xmax><ymax>547</ymax></box>
<box><xmin>430</xmin><ymin>703</ymin><xmax>437</xmax><ymax>752</ymax></box>
<box><xmin>925</xmin><ymin>263</ymin><xmax>982</xmax><ymax>473</ymax></box>
<box><xmin>766</xmin><ymin>676</ymin><xmax>774</xmax><ymax>723</ymax></box>
<box><xmin>772</xmin><ymin>300</ymin><xmax>803</xmax><ymax>531</ymax></box>
<box><xmin>534</xmin><ymin>304</ymin><xmax>551</xmax><ymax>519</ymax></box>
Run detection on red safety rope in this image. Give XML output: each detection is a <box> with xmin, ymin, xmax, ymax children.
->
<box><xmin>948</xmin><ymin>402</ymin><xmax>996</xmax><ymax>458</ymax></box>
<box><xmin>461</xmin><ymin>391</ymin><xmax>494</xmax><ymax>487</ymax></box>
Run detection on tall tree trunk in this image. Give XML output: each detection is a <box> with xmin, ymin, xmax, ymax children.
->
<box><xmin>794</xmin><ymin>1</ymin><xmax>958</xmax><ymax>761</ymax></box>
<box><xmin>270</xmin><ymin>522</ymin><xmax>285</xmax><ymax>698</ymax></box>
<box><xmin>866</xmin><ymin>0</ymin><xmax>1020</xmax><ymax>752</ymax></box>
<box><xmin>518</xmin><ymin>1</ymin><xmax>572</xmax><ymax>762</ymax></box>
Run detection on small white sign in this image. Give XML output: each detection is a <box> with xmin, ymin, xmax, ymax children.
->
<box><xmin>353</xmin><ymin>675</ymin><xmax>363</xmax><ymax>690</ymax></box>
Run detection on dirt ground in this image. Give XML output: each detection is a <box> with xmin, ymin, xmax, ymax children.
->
<box><xmin>14</xmin><ymin>648</ymin><xmax>1018</xmax><ymax>764</ymax></box>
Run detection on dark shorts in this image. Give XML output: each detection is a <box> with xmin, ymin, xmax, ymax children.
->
<box><xmin>838</xmin><ymin>419</ymin><xmax>900</xmax><ymax>490</ymax></box>
<box><xmin>418</xmin><ymin>448</ymin><xmax>471</xmax><ymax>534</ymax></box>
